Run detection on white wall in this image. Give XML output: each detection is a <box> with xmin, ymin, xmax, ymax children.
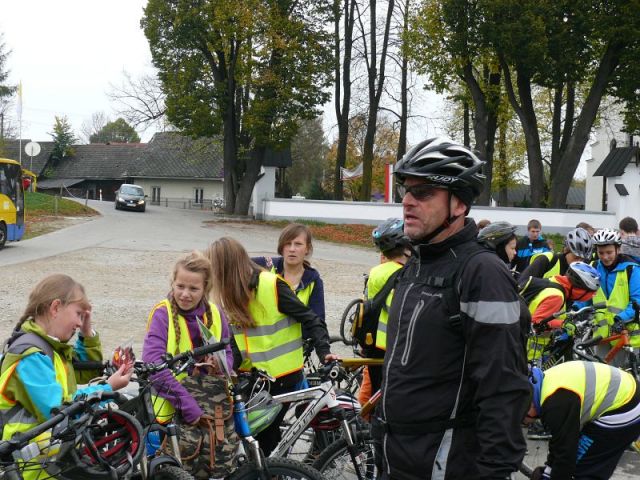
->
<box><xmin>250</xmin><ymin>167</ymin><xmax>277</xmax><ymax>215</ymax></box>
<box><xmin>258</xmin><ymin>198</ymin><xmax>617</xmax><ymax>233</ymax></box>
<box><xmin>130</xmin><ymin>178</ymin><xmax>223</xmax><ymax>201</ymax></box>
<box><xmin>606</xmin><ymin>170</ymin><xmax>640</xmax><ymax>221</ymax></box>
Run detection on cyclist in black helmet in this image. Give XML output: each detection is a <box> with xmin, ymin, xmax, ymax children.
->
<box><xmin>519</xmin><ymin>227</ymin><xmax>593</xmax><ymax>285</ymax></box>
<box><xmin>478</xmin><ymin>221</ymin><xmax>518</xmax><ymax>265</ymax></box>
<box><xmin>379</xmin><ymin>138</ymin><xmax>529</xmax><ymax>480</ymax></box>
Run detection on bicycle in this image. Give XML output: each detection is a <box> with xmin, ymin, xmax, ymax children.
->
<box><xmin>242</xmin><ymin>361</ymin><xmax>375</xmax><ymax>480</ymax></box>
<box><xmin>340</xmin><ymin>274</ymin><xmax>370</xmax><ymax>347</ymax></box>
<box><xmin>573</xmin><ymin>301</ymin><xmax>640</xmax><ymax>380</ymax></box>
<box><xmin>0</xmin><ymin>390</ymin><xmax>143</xmax><ymax>480</ymax></box>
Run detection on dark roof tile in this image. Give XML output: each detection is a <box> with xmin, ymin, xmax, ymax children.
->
<box><xmin>593</xmin><ymin>147</ymin><xmax>639</xmax><ymax>177</ymax></box>
<box><xmin>0</xmin><ymin>139</ymin><xmax>55</xmax><ymax>176</ymax></box>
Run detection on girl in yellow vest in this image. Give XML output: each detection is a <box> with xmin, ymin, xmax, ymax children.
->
<box><xmin>205</xmin><ymin>236</ymin><xmax>336</xmax><ymax>455</ymax></box>
<box><xmin>0</xmin><ymin>274</ymin><xmax>132</xmax><ymax>478</ymax></box>
<box><xmin>525</xmin><ymin>362</ymin><xmax>640</xmax><ymax>480</ymax></box>
<box><xmin>142</xmin><ymin>251</ymin><xmax>234</xmax><ymax>425</ymax></box>
<box><xmin>252</xmin><ymin>223</ymin><xmax>326</xmax><ymax>323</ymax></box>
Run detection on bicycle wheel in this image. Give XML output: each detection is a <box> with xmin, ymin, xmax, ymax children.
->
<box><xmin>340</xmin><ymin>299</ymin><xmax>361</xmax><ymax>346</ymax></box>
<box><xmin>312</xmin><ymin>432</ymin><xmax>376</xmax><ymax>480</ymax></box>
<box><xmin>229</xmin><ymin>457</ymin><xmax>324</xmax><ymax>480</ymax></box>
<box><xmin>151</xmin><ymin>464</ymin><xmax>195</xmax><ymax>480</ymax></box>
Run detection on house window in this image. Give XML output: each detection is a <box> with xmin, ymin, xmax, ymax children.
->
<box><xmin>194</xmin><ymin>188</ymin><xmax>204</xmax><ymax>204</ymax></box>
<box><xmin>152</xmin><ymin>186</ymin><xmax>161</xmax><ymax>204</ymax></box>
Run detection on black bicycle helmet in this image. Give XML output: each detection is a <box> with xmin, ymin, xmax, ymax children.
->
<box><xmin>566</xmin><ymin>262</ymin><xmax>600</xmax><ymax>292</ymax></box>
<box><xmin>52</xmin><ymin>408</ymin><xmax>143</xmax><ymax>480</ymax></box>
<box><xmin>394</xmin><ymin>137</ymin><xmax>486</xmax><ymax>206</ymax></box>
<box><xmin>564</xmin><ymin>227</ymin><xmax>593</xmax><ymax>259</ymax></box>
<box><xmin>477</xmin><ymin>221</ymin><xmax>517</xmax><ymax>250</ymax></box>
<box><xmin>372</xmin><ymin>218</ymin><xmax>409</xmax><ymax>252</ymax></box>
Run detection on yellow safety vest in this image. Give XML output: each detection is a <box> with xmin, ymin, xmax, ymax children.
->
<box><xmin>541</xmin><ymin>361</ymin><xmax>636</xmax><ymax>427</ymax></box>
<box><xmin>530</xmin><ymin>252</ymin><xmax>561</xmax><ymax>279</ymax></box>
<box><xmin>147</xmin><ymin>299</ymin><xmax>223</xmax><ymax>423</ymax></box>
<box><xmin>593</xmin><ymin>266</ymin><xmax>640</xmax><ymax>347</ymax></box>
<box><xmin>527</xmin><ymin>285</ymin><xmax>566</xmax><ymax>361</ymax></box>
<box><xmin>232</xmin><ymin>272</ymin><xmax>303</xmax><ymax>378</ymax></box>
<box><xmin>269</xmin><ymin>266</ymin><xmax>315</xmax><ymax>307</ymax></box>
<box><xmin>370</xmin><ymin>261</ymin><xmax>403</xmax><ymax>351</ymax></box>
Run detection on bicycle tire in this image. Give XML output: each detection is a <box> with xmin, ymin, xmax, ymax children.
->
<box><xmin>151</xmin><ymin>464</ymin><xmax>195</xmax><ymax>480</ymax></box>
<box><xmin>312</xmin><ymin>431</ymin><xmax>376</xmax><ymax>480</ymax></box>
<box><xmin>229</xmin><ymin>457</ymin><xmax>324</xmax><ymax>480</ymax></box>
<box><xmin>340</xmin><ymin>299</ymin><xmax>361</xmax><ymax>346</ymax></box>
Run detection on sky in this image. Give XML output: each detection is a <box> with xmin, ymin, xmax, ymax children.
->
<box><xmin>1</xmin><ymin>0</ymin><xmax>156</xmax><ymax>143</ymax></box>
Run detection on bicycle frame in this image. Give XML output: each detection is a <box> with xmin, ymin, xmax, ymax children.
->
<box><xmin>270</xmin><ymin>379</ymin><xmax>357</xmax><ymax>459</ymax></box>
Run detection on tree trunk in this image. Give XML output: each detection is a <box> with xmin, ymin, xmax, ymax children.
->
<box><xmin>549</xmin><ymin>42</ymin><xmax>622</xmax><ymax>208</ymax></box>
<box><xmin>463</xmin><ymin>102</ymin><xmax>470</xmax><ymax>147</ymax></box>
<box><xmin>498</xmin><ymin>121</ymin><xmax>508</xmax><ymax>206</ymax></box>
<box><xmin>234</xmin><ymin>148</ymin><xmax>263</xmax><ymax>215</ymax></box>
<box><xmin>333</xmin><ymin>0</ymin><xmax>356</xmax><ymax>200</ymax></box>
<box><xmin>500</xmin><ymin>60</ymin><xmax>545</xmax><ymax>207</ymax></box>
<box><xmin>396</xmin><ymin>0</ymin><xmax>410</xmax><ymax>164</ymax></box>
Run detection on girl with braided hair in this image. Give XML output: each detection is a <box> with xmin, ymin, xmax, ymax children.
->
<box><xmin>142</xmin><ymin>251</ymin><xmax>234</xmax><ymax>425</ymax></box>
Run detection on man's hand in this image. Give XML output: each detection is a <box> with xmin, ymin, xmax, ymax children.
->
<box><xmin>324</xmin><ymin>353</ymin><xmax>339</xmax><ymax>363</ymax></box>
<box><xmin>612</xmin><ymin>316</ymin><xmax>626</xmax><ymax>334</ymax></box>
<box><xmin>531</xmin><ymin>466</ymin><xmax>551</xmax><ymax>480</ymax></box>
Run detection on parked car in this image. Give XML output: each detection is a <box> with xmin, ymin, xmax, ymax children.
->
<box><xmin>115</xmin><ymin>184</ymin><xmax>147</xmax><ymax>212</ymax></box>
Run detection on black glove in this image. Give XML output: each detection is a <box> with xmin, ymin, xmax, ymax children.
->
<box><xmin>612</xmin><ymin>316</ymin><xmax>626</xmax><ymax>333</ymax></box>
<box><xmin>531</xmin><ymin>465</ymin><xmax>551</xmax><ymax>480</ymax></box>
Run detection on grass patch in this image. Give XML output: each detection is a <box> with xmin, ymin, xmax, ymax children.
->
<box><xmin>26</xmin><ymin>191</ymin><xmax>97</xmax><ymax>216</ymax></box>
<box><xmin>258</xmin><ymin>219</ymin><xmax>375</xmax><ymax>249</ymax></box>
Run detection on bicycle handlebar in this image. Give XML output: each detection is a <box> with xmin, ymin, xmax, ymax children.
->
<box><xmin>0</xmin><ymin>390</ymin><xmax>122</xmax><ymax>457</ymax></box>
<box><xmin>536</xmin><ymin>303</ymin><xmax>607</xmax><ymax>332</ymax></box>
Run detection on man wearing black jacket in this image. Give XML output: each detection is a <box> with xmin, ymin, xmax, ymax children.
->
<box><xmin>379</xmin><ymin>138</ymin><xmax>530</xmax><ymax>480</ymax></box>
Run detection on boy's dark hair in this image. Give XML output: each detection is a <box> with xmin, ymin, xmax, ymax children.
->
<box><xmin>619</xmin><ymin>216</ymin><xmax>639</xmax><ymax>234</ymax></box>
<box><xmin>382</xmin><ymin>246</ymin><xmax>407</xmax><ymax>260</ymax></box>
<box><xmin>527</xmin><ymin>219</ymin><xmax>542</xmax><ymax>230</ymax></box>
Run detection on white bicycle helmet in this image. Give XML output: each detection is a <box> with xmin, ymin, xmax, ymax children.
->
<box><xmin>564</xmin><ymin>227</ymin><xmax>593</xmax><ymax>259</ymax></box>
<box><xmin>566</xmin><ymin>262</ymin><xmax>600</xmax><ymax>292</ymax></box>
<box><xmin>592</xmin><ymin>228</ymin><xmax>622</xmax><ymax>246</ymax></box>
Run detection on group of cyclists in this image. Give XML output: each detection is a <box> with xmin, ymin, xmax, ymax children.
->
<box><xmin>1</xmin><ymin>135</ymin><xmax>640</xmax><ymax>480</ymax></box>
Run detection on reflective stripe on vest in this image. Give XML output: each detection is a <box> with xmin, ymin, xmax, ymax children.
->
<box><xmin>593</xmin><ymin>268</ymin><xmax>631</xmax><ymax>338</ymax></box>
<box><xmin>530</xmin><ymin>252</ymin><xmax>560</xmax><ymax>279</ymax></box>
<box><xmin>372</xmin><ymin>262</ymin><xmax>403</xmax><ymax>351</ymax></box>
<box><xmin>147</xmin><ymin>299</ymin><xmax>223</xmax><ymax>423</ymax></box>
<box><xmin>541</xmin><ymin>361</ymin><xmax>636</xmax><ymax>427</ymax></box>
<box><xmin>0</xmin><ymin>350</ymin><xmax>71</xmax><ymax>440</ymax></box>
<box><xmin>232</xmin><ymin>271</ymin><xmax>303</xmax><ymax>378</ymax></box>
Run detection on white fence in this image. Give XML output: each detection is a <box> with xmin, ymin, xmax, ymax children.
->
<box><xmin>258</xmin><ymin>198</ymin><xmax>618</xmax><ymax>234</ymax></box>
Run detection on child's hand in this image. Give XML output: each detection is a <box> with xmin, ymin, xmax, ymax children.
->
<box><xmin>80</xmin><ymin>308</ymin><xmax>93</xmax><ymax>338</ymax></box>
<box><xmin>107</xmin><ymin>364</ymin><xmax>133</xmax><ymax>391</ymax></box>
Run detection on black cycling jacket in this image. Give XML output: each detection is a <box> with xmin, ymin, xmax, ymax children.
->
<box><xmin>381</xmin><ymin>219</ymin><xmax>530</xmax><ymax>480</ymax></box>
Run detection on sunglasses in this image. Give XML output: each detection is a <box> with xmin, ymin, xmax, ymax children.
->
<box><xmin>397</xmin><ymin>183</ymin><xmax>444</xmax><ymax>200</ymax></box>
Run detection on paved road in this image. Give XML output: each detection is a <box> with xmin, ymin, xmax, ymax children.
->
<box><xmin>0</xmin><ymin>199</ymin><xmax>378</xmax><ymax>268</ymax></box>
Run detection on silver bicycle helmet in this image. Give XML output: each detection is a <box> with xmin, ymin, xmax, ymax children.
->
<box><xmin>592</xmin><ymin>228</ymin><xmax>622</xmax><ymax>246</ymax></box>
<box><xmin>394</xmin><ymin>137</ymin><xmax>486</xmax><ymax>206</ymax></box>
<box><xmin>477</xmin><ymin>221</ymin><xmax>517</xmax><ymax>250</ymax></box>
<box><xmin>564</xmin><ymin>227</ymin><xmax>593</xmax><ymax>259</ymax></box>
<box><xmin>566</xmin><ymin>262</ymin><xmax>600</xmax><ymax>292</ymax></box>
<box><xmin>372</xmin><ymin>218</ymin><xmax>409</xmax><ymax>252</ymax></box>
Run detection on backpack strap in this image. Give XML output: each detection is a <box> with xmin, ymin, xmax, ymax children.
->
<box><xmin>373</xmin><ymin>269</ymin><xmax>402</xmax><ymax>312</ymax></box>
<box><xmin>4</xmin><ymin>332</ymin><xmax>55</xmax><ymax>362</ymax></box>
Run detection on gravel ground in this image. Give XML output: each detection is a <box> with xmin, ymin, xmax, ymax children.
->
<box><xmin>0</xmin><ymin>219</ymin><xmax>365</xmax><ymax>358</ymax></box>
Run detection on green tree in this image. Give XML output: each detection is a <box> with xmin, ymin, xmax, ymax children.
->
<box><xmin>142</xmin><ymin>0</ymin><xmax>334</xmax><ymax>215</ymax></box>
<box><xmin>89</xmin><ymin>118</ymin><xmax>141</xmax><ymax>143</ymax></box>
<box><xmin>288</xmin><ymin>117</ymin><xmax>330</xmax><ymax>199</ymax></box>
<box><xmin>0</xmin><ymin>33</ymin><xmax>16</xmax><ymax>145</ymax></box>
<box><xmin>483</xmin><ymin>0</ymin><xmax>640</xmax><ymax>207</ymax></box>
<box><xmin>49</xmin><ymin>116</ymin><xmax>77</xmax><ymax>166</ymax></box>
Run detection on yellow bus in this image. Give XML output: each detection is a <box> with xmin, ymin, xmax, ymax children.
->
<box><xmin>0</xmin><ymin>158</ymin><xmax>25</xmax><ymax>249</ymax></box>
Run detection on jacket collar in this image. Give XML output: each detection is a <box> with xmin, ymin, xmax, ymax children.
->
<box><xmin>21</xmin><ymin>320</ymin><xmax>74</xmax><ymax>361</ymax></box>
<box><xmin>415</xmin><ymin>218</ymin><xmax>478</xmax><ymax>260</ymax></box>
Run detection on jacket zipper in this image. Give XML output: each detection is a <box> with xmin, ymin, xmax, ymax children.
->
<box><xmin>400</xmin><ymin>299</ymin><xmax>425</xmax><ymax>366</ymax></box>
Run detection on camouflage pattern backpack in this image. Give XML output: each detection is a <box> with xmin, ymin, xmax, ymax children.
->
<box><xmin>178</xmin><ymin>372</ymin><xmax>238</xmax><ymax>479</ymax></box>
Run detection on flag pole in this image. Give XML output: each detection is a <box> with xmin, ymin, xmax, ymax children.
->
<box><xmin>17</xmin><ymin>81</ymin><xmax>23</xmax><ymax>166</ymax></box>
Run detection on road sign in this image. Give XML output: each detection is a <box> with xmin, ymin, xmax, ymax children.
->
<box><xmin>25</xmin><ymin>141</ymin><xmax>41</xmax><ymax>157</ymax></box>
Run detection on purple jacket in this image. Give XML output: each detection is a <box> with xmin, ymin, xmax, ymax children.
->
<box><xmin>142</xmin><ymin>301</ymin><xmax>233</xmax><ymax>424</ymax></box>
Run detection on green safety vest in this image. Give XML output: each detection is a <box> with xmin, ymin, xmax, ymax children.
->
<box><xmin>593</xmin><ymin>266</ymin><xmax>640</xmax><ymax>347</ymax></box>
<box><xmin>541</xmin><ymin>361</ymin><xmax>636</xmax><ymax>427</ymax></box>
<box><xmin>232</xmin><ymin>271</ymin><xmax>303</xmax><ymax>378</ymax></box>
<box><xmin>147</xmin><ymin>299</ymin><xmax>223</xmax><ymax>423</ymax></box>
<box><xmin>530</xmin><ymin>252</ymin><xmax>561</xmax><ymax>279</ymax></box>
<box><xmin>527</xmin><ymin>284</ymin><xmax>566</xmax><ymax>361</ymax></box>
<box><xmin>270</xmin><ymin>266</ymin><xmax>315</xmax><ymax>307</ymax></box>
<box><xmin>371</xmin><ymin>261</ymin><xmax>403</xmax><ymax>351</ymax></box>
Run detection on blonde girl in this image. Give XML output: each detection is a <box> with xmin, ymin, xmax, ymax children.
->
<box><xmin>142</xmin><ymin>250</ymin><xmax>234</xmax><ymax>425</ymax></box>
